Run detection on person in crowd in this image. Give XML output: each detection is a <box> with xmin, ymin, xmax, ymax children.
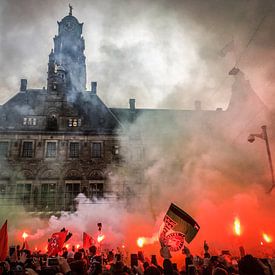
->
<box><xmin>1</xmin><ymin>240</ymin><xmax>275</xmax><ymax>275</ymax></box>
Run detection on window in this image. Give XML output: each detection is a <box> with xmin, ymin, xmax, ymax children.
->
<box><xmin>16</xmin><ymin>183</ymin><xmax>32</xmax><ymax>205</ymax></box>
<box><xmin>23</xmin><ymin>117</ymin><xmax>36</xmax><ymax>126</ymax></box>
<box><xmin>41</xmin><ymin>183</ymin><xmax>56</xmax><ymax>209</ymax></box>
<box><xmin>114</xmin><ymin>145</ymin><xmax>119</xmax><ymax>155</ymax></box>
<box><xmin>46</xmin><ymin>141</ymin><xmax>57</xmax><ymax>158</ymax></box>
<box><xmin>47</xmin><ymin>115</ymin><xmax>58</xmax><ymax>130</ymax></box>
<box><xmin>69</xmin><ymin>142</ymin><xmax>80</xmax><ymax>158</ymax></box>
<box><xmin>92</xmin><ymin>142</ymin><xmax>102</xmax><ymax>158</ymax></box>
<box><xmin>22</xmin><ymin>141</ymin><xmax>34</xmax><ymax>158</ymax></box>
<box><xmin>131</xmin><ymin>147</ymin><xmax>143</xmax><ymax>161</ymax></box>
<box><xmin>89</xmin><ymin>182</ymin><xmax>103</xmax><ymax>199</ymax></box>
<box><xmin>65</xmin><ymin>182</ymin><xmax>80</xmax><ymax>210</ymax></box>
<box><xmin>68</xmin><ymin>118</ymin><xmax>81</xmax><ymax>127</ymax></box>
<box><xmin>0</xmin><ymin>184</ymin><xmax>6</xmax><ymax>196</ymax></box>
<box><xmin>0</xmin><ymin>142</ymin><xmax>9</xmax><ymax>158</ymax></box>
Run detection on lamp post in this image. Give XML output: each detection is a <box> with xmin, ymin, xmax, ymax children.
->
<box><xmin>248</xmin><ymin>125</ymin><xmax>275</xmax><ymax>193</ymax></box>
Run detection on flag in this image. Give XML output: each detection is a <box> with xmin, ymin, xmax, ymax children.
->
<box><xmin>159</xmin><ymin>203</ymin><xmax>200</xmax><ymax>251</ymax></box>
<box><xmin>0</xmin><ymin>220</ymin><xmax>8</xmax><ymax>261</ymax></box>
<box><xmin>220</xmin><ymin>39</ymin><xmax>235</xmax><ymax>57</ymax></box>
<box><xmin>83</xmin><ymin>232</ymin><xmax>94</xmax><ymax>248</ymax></box>
<box><xmin>48</xmin><ymin>230</ymin><xmax>68</xmax><ymax>256</ymax></box>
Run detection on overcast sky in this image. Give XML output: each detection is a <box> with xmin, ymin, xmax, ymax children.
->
<box><xmin>1</xmin><ymin>0</ymin><xmax>275</xmax><ymax>110</ymax></box>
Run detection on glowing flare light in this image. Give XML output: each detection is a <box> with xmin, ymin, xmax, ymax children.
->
<box><xmin>22</xmin><ymin>232</ymin><xmax>28</xmax><ymax>240</ymax></box>
<box><xmin>97</xmin><ymin>234</ymin><xmax>105</xmax><ymax>243</ymax></box>
<box><xmin>137</xmin><ymin>237</ymin><xmax>145</xmax><ymax>248</ymax></box>
<box><xmin>263</xmin><ymin>233</ymin><xmax>272</xmax><ymax>243</ymax></box>
<box><xmin>234</xmin><ymin>217</ymin><xmax>241</xmax><ymax>236</ymax></box>
<box><xmin>137</xmin><ymin>234</ymin><xmax>159</xmax><ymax>248</ymax></box>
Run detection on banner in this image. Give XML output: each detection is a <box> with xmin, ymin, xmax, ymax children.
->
<box><xmin>83</xmin><ymin>232</ymin><xmax>94</xmax><ymax>248</ymax></box>
<box><xmin>0</xmin><ymin>220</ymin><xmax>8</xmax><ymax>261</ymax></box>
<box><xmin>159</xmin><ymin>203</ymin><xmax>200</xmax><ymax>251</ymax></box>
<box><xmin>48</xmin><ymin>230</ymin><xmax>68</xmax><ymax>256</ymax></box>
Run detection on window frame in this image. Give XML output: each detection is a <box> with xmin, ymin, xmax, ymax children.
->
<box><xmin>0</xmin><ymin>180</ymin><xmax>7</xmax><ymax>198</ymax></box>
<box><xmin>23</xmin><ymin>117</ymin><xmax>37</xmax><ymax>126</ymax></box>
<box><xmin>91</xmin><ymin>142</ymin><xmax>103</xmax><ymax>158</ymax></box>
<box><xmin>88</xmin><ymin>180</ymin><xmax>104</xmax><ymax>199</ymax></box>
<box><xmin>40</xmin><ymin>181</ymin><xmax>57</xmax><ymax>210</ymax></box>
<box><xmin>45</xmin><ymin>140</ymin><xmax>58</xmax><ymax>159</ymax></box>
<box><xmin>68</xmin><ymin>141</ymin><xmax>80</xmax><ymax>159</ymax></box>
<box><xmin>64</xmin><ymin>180</ymin><xmax>81</xmax><ymax>210</ymax></box>
<box><xmin>68</xmin><ymin>118</ymin><xmax>82</xmax><ymax>128</ymax></box>
<box><xmin>15</xmin><ymin>181</ymin><xmax>32</xmax><ymax>205</ymax></box>
<box><xmin>21</xmin><ymin>140</ymin><xmax>35</xmax><ymax>158</ymax></box>
<box><xmin>0</xmin><ymin>141</ymin><xmax>9</xmax><ymax>159</ymax></box>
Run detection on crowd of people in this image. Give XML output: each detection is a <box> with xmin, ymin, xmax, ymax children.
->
<box><xmin>0</xmin><ymin>241</ymin><xmax>275</xmax><ymax>275</ymax></box>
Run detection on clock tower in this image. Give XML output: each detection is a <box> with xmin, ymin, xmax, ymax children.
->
<box><xmin>47</xmin><ymin>5</ymin><xmax>86</xmax><ymax>95</ymax></box>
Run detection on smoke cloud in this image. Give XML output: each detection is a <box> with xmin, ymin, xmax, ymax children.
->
<box><xmin>1</xmin><ymin>0</ymin><xmax>275</xmax><ymax>109</ymax></box>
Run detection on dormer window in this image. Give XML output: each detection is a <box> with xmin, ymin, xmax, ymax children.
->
<box><xmin>68</xmin><ymin>118</ymin><xmax>81</xmax><ymax>127</ymax></box>
<box><xmin>23</xmin><ymin>117</ymin><xmax>37</xmax><ymax>126</ymax></box>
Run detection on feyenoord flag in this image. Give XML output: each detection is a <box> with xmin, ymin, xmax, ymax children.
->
<box><xmin>83</xmin><ymin>232</ymin><xmax>94</xmax><ymax>248</ymax></box>
<box><xmin>48</xmin><ymin>230</ymin><xmax>68</xmax><ymax>256</ymax></box>
<box><xmin>159</xmin><ymin>203</ymin><xmax>200</xmax><ymax>251</ymax></box>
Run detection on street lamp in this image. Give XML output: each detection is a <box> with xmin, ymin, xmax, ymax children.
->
<box><xmin>248</xmin><ymin>125</ymin><xmax>275</xmax><ymax>193</ymax></box>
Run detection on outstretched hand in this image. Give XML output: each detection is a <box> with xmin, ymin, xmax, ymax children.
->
<box><xmin>160</xmin><ymin>245</ymin><xmax>172</xmax><ymax>259</ymax></box>
<box><xmin>204</xmin><ymin>240</ymin><xmax>209</xmax><ymax>252</ymax></box>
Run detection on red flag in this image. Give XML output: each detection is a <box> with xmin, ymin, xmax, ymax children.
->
<box><xmin>48</xmin><ymin>230</ymin><xmax>67</xmax><ymax>256</ymax></box>
<box><xmin>83</xmin><ymin>232</ymin><xmax>94</xmax><ymax>248</ymax></box>
<box><xmin>0</xmin><ymin>220</ymin><xmax>8</xmax><ymax>261</ymax></box>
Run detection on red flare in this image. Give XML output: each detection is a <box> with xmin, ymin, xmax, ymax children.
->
<box><xmin>233</xmin><ymin>217</ymin><xmax>241</xmax><ymax>236</ymax></box>
<box><xmin>22</xmin><ymin>232</ymin><xmax>28</xmax><ymax>240</ymax></box>
<box><xmin>137</xmin><ymin>237</ymin><xmax>145</xmax><ymax>248</ymax></box>
<box><xmin>263</xmin><ymin>233</ymin><xmax>272</xmax><ymax>243</ymax></box>
<box><xmin>97</xmin><ymin>234</ymin><xmax>105</xmax><ymax>243</ymax></box>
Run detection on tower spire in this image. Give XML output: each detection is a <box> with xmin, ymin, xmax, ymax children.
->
<box><xmin>69</xmin><ymin>4</ymin><xmax>73</xmax><ymax>16</ymax></box>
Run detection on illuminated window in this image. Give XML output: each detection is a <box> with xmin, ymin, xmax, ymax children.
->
<box><xmin>46</xmin><ymin>141</ymin><xmax>57</xmax><ymax>158</ymax></box>
<box><xmin>69</xmin><ymin>142</ymin><xmax>80</xmax><ymax>158</ymax></box>
<box><xmin>68</xmin><ymin>118</ymin><xmax>81</xmax><ymax>127</ymax></box>
<box><xmin>114</xmin><ymin>145</ymin><xmax>119</xmax><ymax>155</ymax></box>
<box><xmin>23</xmin><ymin>117</ymin><xmax>37</xmax><ymax>126</ymax></box>
<box><xmin>92</xmin><ymin>142</ymin><xmax>102</xmax><ymax>158</ymax></box>
<box><xmin>0</xmin><ymin>142</ymin><xmax>9</xmax><ymax>158</ymax></box>
<box><xmin>22</xmin><ymin>141</ymin><xmax>34</xmax><ymax>158</ymax></box>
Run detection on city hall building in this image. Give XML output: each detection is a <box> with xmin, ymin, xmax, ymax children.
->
<box><xmin>0</xmin><ymin>8</ymin><xmax>268</xmax><ymax>213</ymax></box>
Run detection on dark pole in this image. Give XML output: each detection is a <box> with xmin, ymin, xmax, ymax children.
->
<box><xmin>261</xmin><ymin>126</ymin><xmax>275</xmax><ymax>193</ymax></box>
